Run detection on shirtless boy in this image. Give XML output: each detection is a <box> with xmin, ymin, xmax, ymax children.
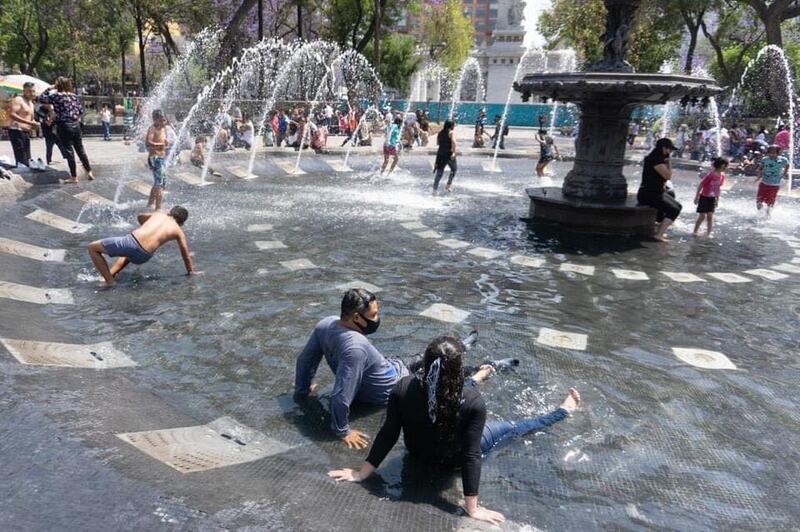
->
<box><xmin>7</xmin><ymin>82</ymin><xmax>38</xmax><ymax>167</ymax></box>
<box><xmin>87</xmin><ymin>206</ymin><xmax>199</xmax><ymax>285</ymax></box>
<box><xmin>146</xmin><ymin>110</ymin><xmax>168</xmax><ymax>210</ymax></box>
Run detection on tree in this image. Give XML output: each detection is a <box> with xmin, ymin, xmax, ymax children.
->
<box><xmin>702</xmin><ymin>2</ymin><xmax>764</xmax><ymax>88</ymax></box>
<box><xmin>673</xmin><ymin>0</ymin><xmax>715</xmax><ymax>74</ymax></box>
<box><xmin>740</xmin><ymin>0</ymin><xmax>800</xmax><ymax>46</ymax></box>
<box><xmin>423</xmin><ymin>0</ymin><xmax>473</xmax><ymax>71</ymax></box>
<box><xmin>364</xmin><ymin>33</ymin><xmax>422</xmax><ymax>94</ymax></box>
<box><xmin>538</xmin><ymin>0</ymin><xmax>684</xmax><ymax>73</ymax></box>
<box><xmin>0</xmin><ymin>0</ymin><xmax>61</xmax><ymax>74</ymax></box>
<box><xmin>321</xmin><ymin>0</ymin><xmax>411</xmax><ymax>53</ymax></box>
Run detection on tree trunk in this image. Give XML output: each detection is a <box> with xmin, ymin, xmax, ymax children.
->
<box><xmin>764</xmin><ymin>14</ymin><xmax>783</xmax><ymax>46</ymax></box>
<box><xmin>258</xmin><ymin>0</ymin><xmax>264</xmax><ymax>41</ymax></box>
<box><xmin>297</xmin><ymin>2</ymin><xmax>303</xmax><ymax>39</ymax></box>
<box><xmin>121</xmin><ymin>43</ymin><xmax>127</xmax><ymax>96</ymax></box>
<box><xmin>135</xmin><ymin>9</ymin><xmax>148</xmax><ymax>94</ymax></box>
<box><xmin>684</xmin><ymin>25</ymin><xmax>698</xmax><ymax>74</ymax></box>
<box><xmin>373</xmin><ymin>0</ymin><xmax>381</xmax><ymax>91</ymax></box>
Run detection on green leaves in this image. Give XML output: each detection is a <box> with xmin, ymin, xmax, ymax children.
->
<box><xmin>423</xmin><ymin>0</ymin><xmax>473</xmax><ymax>72</ymax></box>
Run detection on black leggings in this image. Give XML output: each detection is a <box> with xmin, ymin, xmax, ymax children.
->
<box><xmin>433</xmin><ymin>156</ymin><xmax>457</xmax><ymax>190</ymax></box>
<box><xmin>42</xmin><ymin>125</ymin><xmax>66</xmax><ymax>164</ymax></box>
<box><xmin>8</xmin><ymin>129</ymin><xmax>30</xmax><ymax>166</ymax></box>
<box><xmin>638</xmin><ymin>190</ymin><xmax>682</xmax><ymax>222</ymax></box>
<box><xmin>56</xmin><ymin>122</ymin><xmax>92</xmax><ymax>177</ymax></box>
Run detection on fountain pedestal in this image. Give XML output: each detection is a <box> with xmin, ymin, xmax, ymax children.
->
<box><xmin>562</xmin><ymin>98</ymin><xmax>633</xmax><ymax>201</ymax></box>
<box><xmin>527</xmin><ymin>187</ymin><xmax>657</xmax><ymax>235</ymax></box>
<box><xmin>512</xmin><ymin>0</ymin><xmax>724</xmax><ymax>236</ymax></box>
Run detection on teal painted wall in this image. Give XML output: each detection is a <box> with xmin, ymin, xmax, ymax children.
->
<box><xmin>383</xmin><ymin>100</ymin><xmax>661</xmax><ymax>129</ymax></box>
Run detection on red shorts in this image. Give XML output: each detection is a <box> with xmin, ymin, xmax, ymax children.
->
<box><xmin>383</xmin><ymin>145</ymin><xmax>397</xmax><ymax>156</ymax></box>
<box><xmin>756</xmin><ymin>182</ymin><xmax>779</xmax><ymax>206</ymax></box>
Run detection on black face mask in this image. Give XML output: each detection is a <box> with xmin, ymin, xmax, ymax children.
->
<box><xmin>357</xmin><ymin>314</ymin><xmax>381</xmax><ymax>335</ymax></box>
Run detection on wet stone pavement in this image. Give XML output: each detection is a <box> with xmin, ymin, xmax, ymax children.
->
<box><xmin>1</xmin><ymin>148</ymin><xmax>799</xmax><ymax>531</ymax></box>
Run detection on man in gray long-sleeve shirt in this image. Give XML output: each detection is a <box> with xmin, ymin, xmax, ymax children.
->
<box><xmin>294</xmin><ymin>288</ymin><xmax>411</xmax><ymax>449</ymax></box>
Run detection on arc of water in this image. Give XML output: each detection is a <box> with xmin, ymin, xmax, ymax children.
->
<box><xmin>198</xmin><ymin>39</ymin><xmax>291</xmax><ymax>181</ymax></box>
<box><xmin>113</xmin><ymin>27</ymin><xmax>222</xmax><ymax>204</ymax></box>
<box><xmin>293</xmin><ymin>63</ymin><xmax>337</xmax><ymax>173</ymax></box>
<box><xmin>488</xmin><ymin>50</ymin><xmax>545</xmax><ymax>171</ymax></box>
<box><xmin>448</xmin><ymin>57</ymin><xmax>484</xmax><ymax>122</ymax></box>
<box><xmin>247</xmin><ymin>41</ymin><xmax>341</xmax><ymax>176</ymax></box>
<box><xmin>709</xmin><ymin>96</ymin><xmax>723</xmax><ymax>157</ymax></box>
<box><xmin>719</xmin><ymin>45</ymin><xmax>795</xmax><ymax>191</ymax></box>
<box><xmin>343</xmin><ymin>107</ymin><xmax>379</xmax><ymax>169</ymax></box>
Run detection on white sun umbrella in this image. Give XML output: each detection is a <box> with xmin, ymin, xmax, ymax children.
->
<box><xmin>0</xmin><ymin>74</ymin><xmax>51</xmax><ymax>96</ymax></box>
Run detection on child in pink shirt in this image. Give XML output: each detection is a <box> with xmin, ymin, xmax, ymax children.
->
<box><xmin>693</xmin><ymin>157</ymin><xmax>728</xmax><ymax>236</ymax></box>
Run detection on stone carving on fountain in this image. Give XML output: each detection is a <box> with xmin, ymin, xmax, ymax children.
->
<box><xmin>512</xmin><ymin>0</ymin><xmax>724</xmax><ymax>234</ymax></box>
<box><xmin>590</xmin><ymin>0</ymin><xmax>637</xmax><ymax>73</ymax></box>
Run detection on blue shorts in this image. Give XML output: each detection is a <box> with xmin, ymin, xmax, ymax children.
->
<box><xmin>100</xmin><ymin>233</ymin><xmax>153</xmax><ymax>265</ymax></box>
<box><xmin>149</xmin><ymin>156</ymin><xmax>167</xmax><ymax>188</ymax></box>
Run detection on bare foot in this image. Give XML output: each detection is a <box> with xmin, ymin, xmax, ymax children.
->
<box><xmin>445</xmin><ymin>185</ymin><xmax>453</xmax><ymax>193</ymax></box>
<box><xmin>560</xmin><ymin>388</ymin><xmax>581</xmax><ymax>413</ymax></box>
<box><xmin>652</xmin><ymin>234</ymin><xmax>668</xmax><ymax>242</ymax></box>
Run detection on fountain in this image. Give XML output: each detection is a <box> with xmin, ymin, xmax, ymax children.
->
<box><xmin>513</xmin><ymin>0</ymin><xmax>723</xmax><ymax>235</ymax></box>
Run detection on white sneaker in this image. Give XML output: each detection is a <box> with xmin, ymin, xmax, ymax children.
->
<box><xmin>37</xmin><ymin>158</ymin><xmax>46</xmax><ymax>170</ymax></box>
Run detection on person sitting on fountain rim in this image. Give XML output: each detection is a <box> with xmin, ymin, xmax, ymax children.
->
<box><xmin>87</xmin><ymin>206</ymin><xmax>200</xmax><ymax>286</ymax></box>
<box><xmin>328</xmin><ymin>335</ymin><xmax>582</xmax><ymax>526</ymax></box>
<box><xmin>637</xmin><ymin>138</ymin><xmax>682</xmax><ymax>242</ymax></box>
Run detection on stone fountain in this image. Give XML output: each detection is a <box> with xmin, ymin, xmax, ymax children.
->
<box><xmin>513</xmin><ymin>0</ymin><xmax>724</xmax><ymax>235</ymax></box>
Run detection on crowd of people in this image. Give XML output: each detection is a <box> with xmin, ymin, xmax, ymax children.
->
<box><xmin>637</xmin><ymin>137</ymin><xmax>790</xmax><ymax>241</ymax></box>
<box><xmin>5</xmin><ymin>77</ymin><xmax>95</xmax><ymax>183</ymax></box>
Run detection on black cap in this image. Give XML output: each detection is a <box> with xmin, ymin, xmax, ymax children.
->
<box><xmin>656</xmin><ymin>138</ymin><xmax>677</xmax><ymax>151</ymax></box>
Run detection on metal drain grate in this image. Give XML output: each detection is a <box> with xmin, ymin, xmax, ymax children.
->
<box><xmin>116</xmin><ymin>416</ymin><xmax>292</xmax><ymax>473</ymax></box>
<box><xmin>246</xmin><ymin>224</ymin><xmax>273</xmax><ymax>232</ymax></box>
<box><xmin>0</xmin><ymin>237</ymin><xmax>66</xmax><ymax>262</ymax></box>
<box><xmin>560</xmin><ymin>263</ymin><xmax>595</xmax><ymax>276</ymax></box>
<box><xmin>227</xmin><ymin>165</ymin><xmax>258</xmax><ymax>179</ymax></box>
<box><xmin>0</xmin><ymin>281</ymin><xmax>73</xmax><ymax>305</ymax></box>
<box><xmin>174</xmin><ymin>172</ymin><xmax>214</xmax><ymax>186</ymax></box>
<box><xmin>280</xmin><ymin>258</ymin><xmax>317</xmax><ymax>271</ymax></box>
<box><xmin>74</xmin><ymin>191</ymin><xmax>115</xmax><ymax>206</ymax></box>
<box><xmin>325</xmin><ymin>160</ymin><xmax>351</xmax><ymax>172</ymax></box>
<box><xmin>254</xmin><ymin>240</ymin><xmax>287</xmax><ymax>251</ymax></box>
<box><xmin>0</xmin><ymin>339</ymin><xmax>135</xmax><ymax>368</ymax></box>
<box><xmin>126</xmin><ymin>180</ymin><xmax>155</xmax><ymax>196</ymax></box>
<box><xmin>335</xmin><ymin>280</ymin><xmax>382</xmax><ymax>293</ymax></box>
<box><xmin>272</xmin><ymin>160</ymin><xmax>305</xmax><ymax>175</ymax></box>
<box><xmin>536</xmin><ymin>327</ymin><xmax>588</xmax><ymax>351</ymax></box>
<box><xmin>743</xmin><ymin>268</ymin><xmax>788</xmax><ymax>281</ymax></box>
<box><xmin>467</xmin><ymin>247</ymin><xmax>504</xmax><ymax>260</ymax></box>
<box><xmin>25</xmin><ymin>209</ymin><xmax>91</xmax><ymax>234</ymax></box>
<box><xmin>419</xmin><ymin>303</ymin><xmax>470</xmax><ymax>324</ymax></box>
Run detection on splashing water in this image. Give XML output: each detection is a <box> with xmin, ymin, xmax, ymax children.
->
<box><xmin>448</xmin><ymin>57</ymin><xmax>484</xmax><ymax>122</ymax></box>
<box><xmin>721</xmin><ymin>45</ymin><xmax>796</xmax><ymax>191</ymax></box>
<box><xmin>113</xmin><ymin>28</ymin><xmax>222</xmax><ymax>204</ymax></box>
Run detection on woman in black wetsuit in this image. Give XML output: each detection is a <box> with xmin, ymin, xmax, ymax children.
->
<box><xmin>328</xmin><ymin>336</ymin><xmax>581</xmax><ymax>525</ymax></box>
<box><xmin>637</xmin><ymin>138</ymin><xmax>682</xmax><ymax>241</ymax></box>
<box><xmin>433</xmin><ymin>119</ymin><xmax>457</xmax><ymax>193</ymax></box>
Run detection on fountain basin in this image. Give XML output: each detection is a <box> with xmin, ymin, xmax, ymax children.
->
<box><xmin>526</xmin><ymin>187</ymin><xmax>657</xmax><ymax>236</ymax></box>
<box><xmin>513</xmin><ymin>72</ymin><xmax>723</xmax><ymax>104</ymax></box>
